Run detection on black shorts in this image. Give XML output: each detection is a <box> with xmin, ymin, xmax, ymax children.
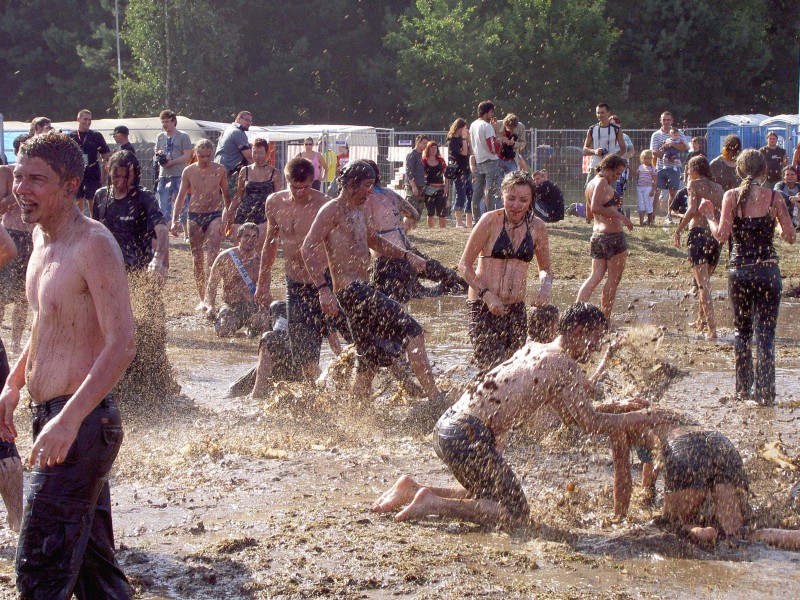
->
<box><xmin>233</xmin><ymin>197</ymin><xmax>267</xmax><ymax>225</ymax></box>
<box><xmin>78</xmin><ymin>177</ymin><xmax>101</xmax><ymax>202</ymax></box>
<box><xmin>434</xmin><ymin>409</ymin><xmax>529</xmax><ymax>522</ymax></box>
<box><xmin>663</xmin><ymin>431</ymin><xmax>747</xmax><ymax>493</ymax></box>
<box><xmin>0</xmin><ymin>228</ymin><xmax>32</xmax><ymax>303</ymax></box>
<box><xmin>287</xmin><ymin>279</ymin><xmax>328</xmax><ymax>365</ymax></box>
<box><xmin>424</xmin><ymin>190</ymin><xmax>447</xmax><ymax>217</ymax></box>
<box><xmin>336</xmin><ymin>281</ymin><xmax>423</xmax><ymax>372</ymax></box>
<box><xmin>371</xmin><ymin>256</ymin><xmax>415</xmax><ymax>304</ymax></box>
<box><xmin>589</xmin><ymin>231</ymin><xmax>627</xmax><ymax>260</ymax></box>
<box><xmin>687</xmin><ymin>227</ymin><xmax>721</xmax><ymax>267</ymax></box>
<box><xmin>468</xmin><ymin>299</ymin><xmax>527</xmax><ymax>371</ymax></box>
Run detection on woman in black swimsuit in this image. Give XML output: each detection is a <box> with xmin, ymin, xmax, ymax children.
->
<box><xmin>225</xmin><ymin>138</ymin><xmax>282</xmax><ymax>248</ymax></box>
<box><xmin>458</xmin><ymin>171</ymin><xmax>552</xmax><ymax>370</ymax></box>
<box><xmin>699</xmin><ymin>149</ymin><xmax>796</xmax><ymax>405</ymax></box>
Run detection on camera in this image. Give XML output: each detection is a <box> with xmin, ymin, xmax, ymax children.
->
<box><xmin>154</xmin><ymin>150</ymin><xmax>168</xmax><ymax>166</ymax></box>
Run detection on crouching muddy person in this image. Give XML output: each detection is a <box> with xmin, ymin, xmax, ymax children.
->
<box><xmin>301</xmin><ymin>160</ymin><xmax>442</xmax><ymax>406</ymax></box>
<box><xmin>364</xmin><ymin>159</ymin><xmax>467</xmax><ymax>303</ymax></box>
<box><xmin>459</xmin><ymin>171</ymin><xmax>553</xmax><ymax>371</ymax></box>
<box><xmin>576</xmin><ymin>155</ymin><xmax>633</xmax><ymax>318</ymax></box>
<box><xmin>1</xmin><ymin>132</ymin><xmax>134</xmax><ymax>598</ymax></box>
<box><xmin>373</xmin><ymin>302</ymin><xmax>660</xmax><ymax>527</ymax></box>
<box><xmin>203</xmin><ymin>222</ymin><xmax>269</xmax><ymax>337</ymax></box>
<box><xmin>699</xmin><ymin>149</ymin><xmax>796</xmax><ymax>405</ymax></box>
<box><xmin>611</xmin><ymin>409</ymin><xmax>800</xmax><ymax>549</ymax></box>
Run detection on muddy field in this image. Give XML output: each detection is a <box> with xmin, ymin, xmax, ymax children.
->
<box><xmin>1</xmin><ymin>217</ymin><xmax>799</xmax><ymax>599</ymax></box>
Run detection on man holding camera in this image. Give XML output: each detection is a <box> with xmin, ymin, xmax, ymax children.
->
<box><xmin>582</xmin><ymin>103</ymin><xmax>626</xmax><ymax>186</ymax></box>
<box><xmin>154</xmin><ymin>109</ymin><xmax>193</xmax><ymax>266</ymax></box>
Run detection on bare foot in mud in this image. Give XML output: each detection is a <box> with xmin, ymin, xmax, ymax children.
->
<box><xmin>706</xmin><ymin>331</ymin><xmax>717</xmax><ymax>341</ymax></box>
<box><xmin>372</xmin><ymin>474</ymin><xmax>421</xmax><ymax>513</ymax></box>
<box><xmin>687</xmin><ymin>526</ymin><xmax>717</xmax><ymax>545</ymax></box>
<box><xmin>395</xmin><ymin>487</ymin><xmax>438</xmax><ymax>521</ymax></box>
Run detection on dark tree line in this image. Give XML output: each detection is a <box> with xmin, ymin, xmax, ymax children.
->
<box><xmin>1</xmin><ymin>0</ymin><xmax>797</xmax><ymax>129</ymax></box>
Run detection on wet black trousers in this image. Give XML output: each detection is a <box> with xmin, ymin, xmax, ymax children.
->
<box><xmin>15</xmin><ymin>396</ymin><xmax>133</xmax><ymax>600</ymax></box>
<box><xmin>728</xmin><ymin>263</ymin><xmax>782</xmax><ymax>405</ymax></box>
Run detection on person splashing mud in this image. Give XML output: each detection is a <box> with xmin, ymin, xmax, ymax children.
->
<box><xmin>373</xmin><ymin>302</ymin><xmax>665</xmax><ymax>528</ymax></box>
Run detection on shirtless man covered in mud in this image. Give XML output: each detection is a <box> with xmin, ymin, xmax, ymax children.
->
<box><xmin>203</xmin><ymin>222</ymin><xmax>269</xmax><ymax>337</ymax></box>
<box><xmin>0</xmin><ymin>132</ymin><xmax>135</xmax><ymax>598</ymax></box>
<box><xmin>673</xmin><ymin>156</ymin><xmax>724</xmax><ymax>340</ymax></box>
<box><xmin>252</xmin><ymin>157</ymin><xmax>341</xmax><ymax>397</ymax></box>
<box><xmin>364</xmin><ymin>160</ymin><xmax>466</xmax><ymax>303</ymax></box>
<box><xmin>373</xmin><ymin>302</ymin><xmax>660</xmax><ymax>527</ymax></box>
<box><xmin>172</xmin><ymin>138</ymin><xmax>231</xmax><ymax>306</ymax></box>
<box><xmin>301</xmin><ymin>160</ymin><xmax>442</xmax><ymax>406</ymax></box>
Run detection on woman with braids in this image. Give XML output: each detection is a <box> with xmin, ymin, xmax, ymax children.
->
<box><xmin>699</xmin><ymin>149</ymin><xmax>796</xmax><ymax>405</ymax></box>
<box><xmin>458</xmin><ymin>171</ymin><xmax>552</xmax><ymax>371</ymax></box>
<box><xmin>576</xmin><ymin>154</ymin><xmax>634</xmax><ymax>318</ymax></box>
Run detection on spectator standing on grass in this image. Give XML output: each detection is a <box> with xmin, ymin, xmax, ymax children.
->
<box><xmin>610</xmin><ymin>115</ymin><xmax>633</xmax><ymax>199</ymax></box>
<box><xmin>297</xmin><ymin>137</ymin><xmax>326</xmax><ymax>191</ymax></box>
<box><xmin>759</xmin><ymin>131</ymin><xmax>788</xmax><ymax>190</ymax></box>
<box><xmin>215</xmin><ymin>111</ymin><xmax>255</xmax><ymax>198</ymax></box>
<box><xmin>447</xmin><ymin>118</ymin><xmax>472</xmax><ymax>228</ymax></box>
<box><xmin>583</xmin><ymin>103</ymin><xmax>626</xmax><ymax>186</ymax></box>
<box><xmin>649</xmin><ymin>111</ymin><xmax>687</xmax><ymax>224</ymax></box>
<box><xmin>112</xmin><ymin>125</ymin><xmax>136</xmax><ymax>158</ymax></box>
<box><xmin>422</xmin><ymin>141</ymin><xmax>448</xmax><ymax>229</ymax></box>
<box><xmin>404</xmin><ymin>134</ymin><xmax>428</xmax><ymax>217</ymax></box>
<box><xmin>495</xmin><ymin>113</ymin><xmax>526</xmax><ymax>181</ymax></box>
<box><xmin>636</xmin><ymin>149</ymin><xmax>657</xmax><ymax>225</ymax></box>
<box><xmin>469</xmin><ymin>100</ymin><xmax>501</xmax><ymax>220</ymax></box>
<box><xmin>68</xmin><ymin>109</ymin><xmax>110</xmax><ymax>215</ymax></box>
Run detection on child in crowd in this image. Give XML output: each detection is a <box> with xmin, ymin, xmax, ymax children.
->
<box><xmin>637</xmin><ymin>149</ymin><xmax>657</xmax><ymax>225</ymax></box>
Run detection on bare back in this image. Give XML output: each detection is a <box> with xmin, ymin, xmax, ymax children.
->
<box><xmin>686</xmin><ymin>178</ymin><xmax>723</xmax><ymax>229</ymax></box>
<box><xmin>182</xmin><ymin>162</ymin><xmax>227</xmax><ymax>212</ymax></box>
<box><xmin>25</xmin><ymin>217</ymin><xmax>132</xmax><ymax>402</ymax></box>
<box><xmin>266</xmin><ymin>189</ymin><xmax>329</xmax><ymax>283</ymax></box>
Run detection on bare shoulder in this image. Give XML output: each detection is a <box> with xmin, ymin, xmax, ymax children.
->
<box><xmin>266</xmin><ymin>190</ymin><xmax>291</xmax><ymax>213</ymax></box>
<box><xmin>530</xmin><ymin>214</ymin><xmax>547</xmax><ymax>232</ymax></box>
<box><xmin>182</xmin><ymin>163</ymin><xmax>198</xmax><ymax>177</ymax></box>
<box><xmin>214</xmin><ymin>162</ymin><xmax>227</xmax><ymax>176</ymax></box>
<box><xmin>310</xmin><ymin>189</ymin><xmax>331</xmax><ymax>205</ymax></box>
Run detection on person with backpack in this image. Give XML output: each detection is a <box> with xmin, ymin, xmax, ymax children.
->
<box><xmin>582</xmin><ymin>103</ymin><xmax>627</xmax><ymax>187</ymax></box>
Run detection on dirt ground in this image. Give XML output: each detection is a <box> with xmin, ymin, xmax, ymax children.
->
<box><xmin>1</xmin><ymin>216</ymin><xmax>799</xmax><ymax>599</ymax></box>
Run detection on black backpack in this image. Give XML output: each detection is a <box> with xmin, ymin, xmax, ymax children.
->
<box><xmin>534</xmin><ymin>181</ymin><xmax>564</xmax><ymax>223</ymax></box>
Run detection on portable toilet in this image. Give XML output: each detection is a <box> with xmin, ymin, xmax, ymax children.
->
<box><xmin>706</xmin><ymin>114</ymin><xmax>769</xmax><ymax>158</ymax></box>
<box><xmin>760</xmin><ymin>114</ymin><xmax>800</xmax><ymax>155</ymax></box>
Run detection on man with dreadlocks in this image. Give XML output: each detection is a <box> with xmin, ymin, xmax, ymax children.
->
<box><xmin>92</xmin><ymin>149</ymin><xmax>167</xmax><ymax>280</ymax></box>
<box><xmin>301</xmin><ymin>160</ymin><xmax>443</xmax><ymax>410</ymax></box>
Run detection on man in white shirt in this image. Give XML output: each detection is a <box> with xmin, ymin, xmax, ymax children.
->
<box><xmin>582</xmin><ymin>103</ymin><xmax>626</xmax><ymax>186</ymax></box>
<box><xmin>649</xmin><ymin>111</ymin><xmax>687</xmax><ymax>223</ymax></box>
<box><xmin>469</xmin><ymin>100</ymin><xmax>501</xmax><ymax>223</ymax></box>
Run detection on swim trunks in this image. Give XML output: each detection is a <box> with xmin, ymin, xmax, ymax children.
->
<box><xmin>0</xmin><ymin>228</ymin><xmax>32</xmax><ymax>303</ymax></box>
<box><xmin>687</xmin><ymin>227</ymin><xmax>721</xmax><ymax>267</ymax></box>
<box><xmin>336</xmin><ymin>280</ymin><xmax>423</xmax><ymax>372</ymax></box>
<box><xmin>589</xmin><ymin>231</ymin><xmax>627</xmax><ymax>260</ymax></box>
<box><xmin>434</xmin><ymin>408</ymin><xmax>529</xmax><ymax>522</ymax></box>
<box><xmin>468</xmin><ymin>299</ymin><xmax>527</xmax><ymax>371</ymax></box>
<box><xmin>372</xmin><ymin>256</ymin><xmax>416</xmax><ymax>304</ymax></box>
<box><xmin>188</xmin><ymin>210</ymin><xmax>223</xmax><ymax>233</ymax></box>
<box><xmin>662</xmin><ymin>431</ymin><xmax>747</xmax><ymax>493</ymax></box>
<box><xmin>287</xmin><ymin>278</ymin><xmax>330</xmax><ymax>365</ymax></box>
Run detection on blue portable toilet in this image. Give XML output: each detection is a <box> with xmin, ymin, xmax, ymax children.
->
<box><xmin>706</xmin><ymin>114</ymin><xmax>769</xmax><ymax>158</ymax></box>
<box><xmin>760</xmin><ymin>114</ymin><xmax>800</xmax><ymax>156</ymax></box>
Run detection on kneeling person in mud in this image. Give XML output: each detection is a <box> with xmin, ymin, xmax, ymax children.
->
<box><xmin>172</xmin><ymin>139</ymin><xmax>231</xmax><ymax>306</ymax></box>
<box><xmin>373</xmin><ymin>302</ymin><xmax>659</xmax><ymax>527</ymax></box>
<box><xmin>611</xmin><ymin>409</ymin><xmax>800</xmax><ymax>549</ymax></box>
<box><xmin>301</xmin><ymin>161</ymin><xmax>441</xmax><ymax>405</ymax></box>
<box><xmin>203</xmin><ymin>222</ymin><xmax>269</xmax><ymax>336</ymax></box>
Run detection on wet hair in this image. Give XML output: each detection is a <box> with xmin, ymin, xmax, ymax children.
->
<box><xmin>338</xmin><ymin>160</ymin><xmax>376</xmax><ymax>189</ymax></box>
<box><xmin>595</xmin><ymin>154</ymin><xmax>627</xmax><ymax>173</ymax></box>
<box><xmin>596</xmin><ymin>103</ymin><xmax>611</xmax><ymax>112</ymax></box>
<box><xmin>363</xmin><ymin>159</ymin><xmax>381</xmax><ymax>187</ymax></box>
<box><xmin>423</xmin><ymin>140</ymin><xmax>442</xmax><ymax>162</ymax></box>
<box><xmin>194</xmin><ymin>138</ymin><xmax>214</xmax><ymax>152</ymax></box>
<box><xmin>528</xmin><ymin>304</ymin><xmax>559</xmax><ymax>343</ymax></box>
<box><xmin>105</xmin><ymin>150</ymin><xmax>141</xmax><ymax>199</ymax></box>
<box><xmin>13</xmin><ymin>134</ymin><xmax>31</xmax><ymax>154</ymax></box>
<box><xmin>285</xmin><ymin>156</ymin><xmax>314</xmax><ymax>183</ymax></box>
<box><xmin>18</xmin><ymin>131</ymin><xmax>84</xmax><ymax>184</ymax></box>
<box><xmin>734</xmin><ymin>149</ymin><xmax>766</xmax><ymax>215</ymax></box>
<box><xmin>639</xmin><ymin>149</ymin><xmax>653</xmax><ymax>165</ymax></box>
<box><xmin>237</xmin><ymin>222</ymin><xmax>259</xmax><ymax>237</ymax></box>
<box><xmin>159</xmin><ymin>109</ymin><xmax>177</xmax><ymax>122</ymax></box>
<box><xmin>558</xmin><ymin>302</ymin><xmax>608</xmax><ymax>337</ymax></box>
<box><xmin>415</xmin><ymin>134</ymin><xmax>429</xmax><ymax>145</ymax></box>
<box><xmin>477</xmin><ymin>100</ymin><xmax>495</xmax><ymax>117</ymax></box>
<box><xmin>500</xmin><ymin>170</ymin><xmax>536</xmax><ymax>199</ymax></box>
<box><xmin>503</xmin><ymin>113</ymin><xmax>519</xmax><ymax>128</ymax></box>
<box><xmin>447</xmin><ymin>118</ymin><xmax>467</xmax><ymax>140</ymax></box>
<box><xmin>252</xmin><ymin>138</ymin><xmax>269</xmax><ymax>152</ymax></box>
<box><xmin>76</xmin><ymin>109</ymin><xmax>92</xmax><ymax>119</ymax></box>
<box><xmin>687</xmin><ymin>155</ymin><xmax>711</xmax><ymax>179</ymax></box>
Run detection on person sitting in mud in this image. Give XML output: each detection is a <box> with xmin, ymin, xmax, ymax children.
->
<box><xmin>459</xmin><ymin>170</ymin><xmax>553</xmax><ymax>371</ymax></box>
<box><xmin>610</xmin><ymin>409</ymin><xmax>800</xmax><ymax>549</ymax></box>
<box><xmin>673</xmin><ymin>156</ymin><xmax>724</xmax><ymax>340</ymax></box>
<box><xmin>172</xmin><ymin>138</ymin><xmax>231</xmax><ymax>306</ymax></box>
<box><xmin>527</xmin><ymin>303</ymin><xmax>559</xmax><ymax>343</ymax></box>
<box><xmin>301</xmin><ymin>160</ymin><xmax>443</xmax><ymax>408</ymax></box>
<box><xmin>202</xmin><ymin>222</ymin><xmax>269</xmax><ymax>337</ymax></box>
<box><xmin>372</xmin><ymin>302</ymin><xmax>663</xmax><ymax>527</ymax></box>
<box><xmin>576</xmin><ymin>155</ymin><xmax>633</xmax><ymax>319</ymax></box>
<box><xmin>252</xmin><ymin>157</ymin><xmax>343</xmax><ymax>398</ymax></box>
<box><xmin>363</xmin><ymin>159</ymin><xmax>467</xmax><ymax>304</ymax></box>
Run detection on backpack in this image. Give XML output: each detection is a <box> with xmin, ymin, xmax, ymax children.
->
<box><xmin>534</xmin><ymin>181</ymin><xmax>565</xmax><ymax>223</ymax></box>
